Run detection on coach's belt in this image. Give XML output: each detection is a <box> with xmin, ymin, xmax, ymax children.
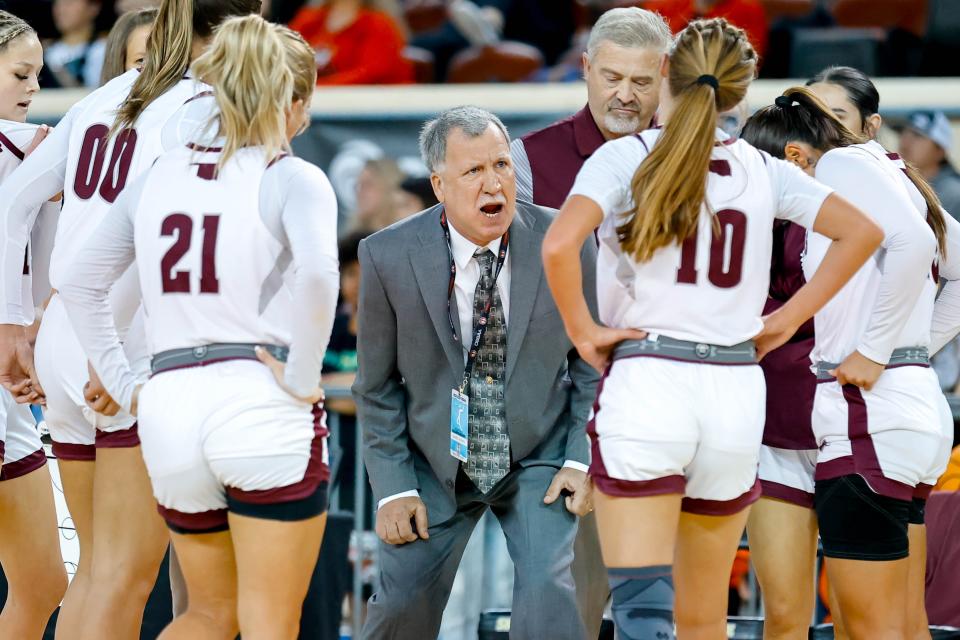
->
<box><xmin>815</xmin><ymin>346</ymin><xmax>929</xmax><ymax>381</ymax></box>
<box><xmin>612</xmin><ymin>336</ymin><xmax>757</xmax><ymax>365</ymax></box>
<box><xmin>151</xmin><ymin>343</ymin><xmax>289</xmax><ymax>374</ymax></box>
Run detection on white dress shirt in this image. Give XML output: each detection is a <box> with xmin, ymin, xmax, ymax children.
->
<box><xmin>378</xmin><ymin>215</ymin><xmax>588</xmax><ymax>510</ymax></box>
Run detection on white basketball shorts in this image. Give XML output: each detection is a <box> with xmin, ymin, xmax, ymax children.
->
<box><xmin>758</xmin><ymin>445</ymin><xmax>817</xmax><ymax>508</ymax></box>
<box><xmin>0</xmin><ymin>389</ymin><xmax>45</xmax><ymax>481</ymax></box>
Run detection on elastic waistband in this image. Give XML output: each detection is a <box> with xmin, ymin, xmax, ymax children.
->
<box><xmin>151</xmin><ymin>343</ymin><xmax>288</xmax><ymax>375</ymax></box>
<box><xmin>815</xmin><ymin>346</ymin><xmax>929</xmax><ymax>381</ymax></box>
<box><xmin>612</xmin><ymin>336</ymin><xmax>757</xmax><ymax>365</ymax></box>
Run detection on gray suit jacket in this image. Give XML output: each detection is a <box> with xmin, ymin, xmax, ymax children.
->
<box><xmin>353</xmin><ymin>201</ymin><xmax>599</xmax><ymax>525</ymax></box>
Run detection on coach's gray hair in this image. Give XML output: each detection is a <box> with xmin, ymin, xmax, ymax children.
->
<box><xmin>586</xmin><ymin>7</ymin><xmax>672</xmax><ymax>60</ymax></box>
<box><xmin>419</xmin><ymin>106</ymin><xmax>510</xmax><ymax>173</ymax></box>
<box><xmin>0</xmin><ymin>11</ymin><xmax>34</xmax><ymax>53</ymax></box>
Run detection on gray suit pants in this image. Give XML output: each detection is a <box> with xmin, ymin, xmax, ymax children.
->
<box><xmin>361</xmin><ymin>465</ymin><xmax>585</xmax><ymax>640</ymax></box>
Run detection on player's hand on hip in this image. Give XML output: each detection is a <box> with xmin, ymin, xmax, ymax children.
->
<box><xmin>830</xmin><ymin>351</ymin><xmax>885</xmax><ymax>390</ymax></box>
<box><xmin>376</xmin><ymin>496</ymin><xmax>430</xmax><ymax>545</ymax></box>
<box><xmin>754</xmin><ymin>310</ymin><xmax>800</xmax><ymax>360</ymax></box>
<box><xmin>0</xmin><ymin>324</ymin><xmax>44</xmax><ymax>404</ymax></box>
<box><xmin>23</xmin><ymin>125</ymin><xmax>50</xmax><ymax>157</ymax></box>
<box><xmin>575</xmin><ymin>324</ymin><xmax>647</xmax><ymax>373</ymax></box>
<box><xmin>544</xmin><ymin>467</ymin><xmax>593</xmax><ymax>516</ymax></box>
<box><xmin>255</xmin><ymin>346</ymin><xmax>324</xmax><ymax>404</ymax></box>
<box><xmin>84</xmin><ymin>361</ymin><xmax>121</xmax><ymax>416</ymax></box>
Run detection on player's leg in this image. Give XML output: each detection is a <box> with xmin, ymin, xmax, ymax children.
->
<box><xmin>79</xmin><ymin>445</ymin><xmax>169</xmax><ymax>640</ymax></box>
<box><xmin>52</xmin><ymin>457</ymin><xmax>94</xmax><ymax>640</ymax></box>
<box><xmin>906</xmin><ymin>518</ymin><xmax>930</xmax><ymax>639</ymax></box>
<box><xmin>229</xmin><ymin>511</ymin><xmax>326</xmax><ymax>639</ymax></box>
<box><xmin>674</xmin><ymin>507</ymin><xmax>752</xmax><ymax>639</ymax></box>
<box><xmin>0</xmin><ymin>463</ymin><xmax>67</xmax><ymax>639</ymax></box>
<box><xmin>157</xmin><ymin>530</ymin><xmax>238</xmax><ymax>640</ymax></box>
<box><xmin>749</xmin><ymin>446</ymin><xmax>819</xmax><ymax>640</ymax></box>
<box><xmin>816</xmin><ymin>474</ymin><xmax>910</xmax><ymax>639</ymax></box>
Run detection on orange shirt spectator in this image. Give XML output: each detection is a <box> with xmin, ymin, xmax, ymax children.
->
<box><xmin>643</xmin><ymin>0</ymin><xmax>768</xmax><ymax>58</ymax></box>
<box><xmin>934</xmin><ymin>445</ymin><xmax>960</xmax><ymax>491</ymax></box>
<box><xmin>290</xmin><ymin>1</ymin><xmax>414</xmax><ymax>85</ymax></box>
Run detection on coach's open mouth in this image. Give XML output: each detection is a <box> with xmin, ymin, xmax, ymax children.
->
<box><xmin>480</xmin><ymin>203</ymin><xmax>504</xmax><ymax>217</ymax></box>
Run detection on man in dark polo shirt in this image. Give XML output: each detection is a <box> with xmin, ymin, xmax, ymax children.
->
<box><xmin>511</xmin><ymin>7</ymin><xmax>672</xmax><ymax>208</ymax></box>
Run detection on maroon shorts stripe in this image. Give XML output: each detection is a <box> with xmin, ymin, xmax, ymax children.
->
<box><xmin>157</xmin><ymin>504</ymin><xmax>228</xmax><ymax>533</ymax></box>
<box><xmin>587</xmin><ymin>363</ymin><xmax>688</xmax><ymax>498</ymax></box>
<box><xmin>0</xmin><ymin>448</ymin><xmax>46</xmax><ymax>481</ymax></box>
<box><xmin>94</xmin><ymin>423</ymin><xmax>141</xmax><ymax>448</ymax></box>
<box><xmin>682</xmin><ymin>477</ymin><xmax>762</xmax><ymax>515</ymax></box>
<box><xmin>226</xmin><ymin>403</ymin><xmax>330</xmax><ymax>505</ymax></box>
<box><xmin>813</xmin><ymin>385</ymin><xmax>915</xmax><ymax>501</ymax></box>
<box><xmin>759</xmin><ymin>479</ymin><xmax>815</xmax><ymax>509</ymax></box>
<box><xmin>914</xmin><ymin>483</ymin><xmax>934</xmax><ymax>501</ymax></box>
<box><xmin>51</xmin><ymin>441</ymin><xmax>96</xmax><ymax>461</ymax></box>
<box><xmin>0</xmin><ymin>440</ymin><xmax>5</xmax><ymax>464</ymax></box>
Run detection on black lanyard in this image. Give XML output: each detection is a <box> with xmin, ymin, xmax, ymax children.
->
<box><xmin>439</xmin><ymin>209</ymin><xmax>509</xmax><ymax>394</ymax></box>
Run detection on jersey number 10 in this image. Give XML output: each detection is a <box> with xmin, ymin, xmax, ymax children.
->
<box><xmin>675</xmin><ymin>209</ymin><xmax>747</xmax><ymax>288</ymax></box>
<box><xmin>160</xmin><ymin>214</ymin><xmax>221</xmax><ymax>294</ymax></box>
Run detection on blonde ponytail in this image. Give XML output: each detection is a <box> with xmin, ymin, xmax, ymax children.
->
<box><xmin>618</xmin><ymin>19</ymin><xmax>757</xmax><ymax>262</ymax></box>
<box><xmin>191</xmin><ymin>15</ymin><xmax>294</xmax><ymax>167</ymax></box>
<box><xmin>0</xmin><ymin>10</ymin><xmax>34</xmax><ymax>53</ymax></box>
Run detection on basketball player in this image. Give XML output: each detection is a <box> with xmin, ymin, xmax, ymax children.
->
<box><xmin>0</xmin><ymin>11</ymin><xmax>67</xmax><ymax>639</ymax></box>
<box><xmin>742</xmin><ymin>87</ymin><xmax>951</xmax><ymax>639</ymax></box>
<box><xmin>59</xmin><ymin>16</ymin><xmax>337</xmax><ymax>638</ymax></box>
<box><xmin>805</xmin><ymin>69</ymin><xmax>956</xmax><ymax>639</ymax></box>
<box><xmin>542</xmin><ymin>19</ymin><xmax>882</xmax><ymax>640</ymax></box>
<box><xmin>0</xmin><ymin>1</ymin><xmax>262</xmax><ymax>637</ymax></box>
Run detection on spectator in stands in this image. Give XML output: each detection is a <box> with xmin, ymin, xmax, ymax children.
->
<box><xmin>644</xmin><ymin>0</ymin><xmax>768</xmax><ymax>58</ymax></box>
<box><xmin>45</xmin><ymin>0</ymin><xmax>107</xmax><ymax>87</ymax></box>
<box><xmin>897</xmin><ymin>110</ymin><xmax>960</xmax><ymax>222</ymax></box>
<box><xmin>350</xmin><ymin>156</ymin><xmax>405</xmax><ymax>231</ymax></box>
<box><xmin>394</xmin><ymin>175</ymin><xmax>439</xmax><ymax>222</ymax></box>
<box><xmin>289</xmin><ymin>0</ymin><xmax>413</xmax><ymax>85</ymax></box>
<box><xmin>98</xmin><ymin>6</ymin><xmax>154</xmax><ymax>84</ymax></box>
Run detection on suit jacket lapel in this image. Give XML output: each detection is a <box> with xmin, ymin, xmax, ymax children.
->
<box><xmin>506</xmin><ymin>206</ymin><xmax>543</xmax><ymax>384</ymax></box>
<box><xmin>409</xmin><ymin>207</ymin><xmax>466</xmax><ymax>381</ymax></box>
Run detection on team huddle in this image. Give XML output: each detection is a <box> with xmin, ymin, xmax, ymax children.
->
<box><xmin>0</xmin><ymin>0</ymin><xmax>955</xmax><ymax>639</ymax></box>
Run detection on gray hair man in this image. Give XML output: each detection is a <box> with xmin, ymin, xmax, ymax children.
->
<box><xmin>511</xmin><ymin>7</ymin><xmax>672</xmax><ymax>209</ymax></box>
<box><xmin>354</xmin><ymin>106</ymin><xmax>599</xmax><ymax>639</ymax></box>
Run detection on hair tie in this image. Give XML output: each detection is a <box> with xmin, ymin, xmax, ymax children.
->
<box><xmin>696</xmin><ymin>74</ymin><xmax>719</xmax><ymax>90</ymax></box>
<box><xmin>775</xmin><ymin>95</ymin><xmax>794</xmax><ymax>108</ymax></box>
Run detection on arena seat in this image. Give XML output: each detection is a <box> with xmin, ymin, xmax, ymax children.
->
<box><xmin>760</xmin><ymin>0</ymin><xmax>816</xmax><ymax>22</ymax></box>
<box><xmin>832</xmin><ymin>0</ymin><xmax>927</xmax><ymax>35</ymax></box>
<box><xmin>403</xmin><ymin>0</ymin><xmax>448</xmax><ymax>36</ymax></box>
<box><xmin>402</xmin><ymin>45</ymin><xmax>436</xmax><ymax>83</ymax></box>
<box><xmin>726</xmin><ymin>616</ymin><xmax>764</xmax><ymax>639</ymax></box>
<box><xmin>447</xmin><ymin>42</ymin><xmax>544</xmax><ymax>83</ymax></box>
<box><xmin>478</xmin><ymin>609</ymin><xmax>615</xmax><ymax>639</ymax></box>
<box><xmin>788</xmin><ymin>27</ymin><xmax>883</xmax><ymax>77</ymax></box>
<box><xmin>926</xmin><ymin>0</ymin><xmax>960</xmax><ymax>45</ymax></box>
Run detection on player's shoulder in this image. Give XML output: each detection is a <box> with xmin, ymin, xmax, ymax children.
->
<box><xmin>268</xmin><ymin>155</ymin><xmax>332</xmax><ymax>190</ymax></box>
<box><xmin>0</xmin><ymin>119</ymin><xmax>39</xmax><ymax>154</ymax></box>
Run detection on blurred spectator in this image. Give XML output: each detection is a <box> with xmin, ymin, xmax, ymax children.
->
<box><xmin>934</xmin><ymin>446</ymin><xmax>960</xmax><ymax>492</ymax></box>
<box><xmin>350</xmin><ymin>156</ymin><xmax>405</xmax><ymax>231</ymax></box>
<box><xmin>113</xmin><ymin>0</ymin><xmax>156</xmax><ymax>14</ymax></box>
<box><xmin>45</xmin><ymin>0</ymin><xmax>107</xmax><ymax>87</ymax></box>
<box><xmin>394</xmin><ymin>175</ymin><xmax>439</xmax><ymax>222</ymax></box>
<box><xmin>289</xmin><ymin>0</ymin><xmax>414</xmax><ymax>85</ymax></box>
<box><xmin>413</xmin><ymin>0</ymin><xmax>575</xmax><ymax>81</ymax></box>
<box><xmin>98</xmin><ymin>6</ymin><xmax>154</xmax><ymax>84</ymax></box>
<box><xmin>897</xmin><ymin>110</ymin><xmax>960</xmax><ymax>221</ymax></box>
<box><xmin>644</xmin><ymin>0</ymin><xmax>768</xmax><ymax>58</ymax></box>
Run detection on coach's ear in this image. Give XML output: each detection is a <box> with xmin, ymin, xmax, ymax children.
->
<box><xmin>430</xmin><ymin>172</ymin><xmax>445</xmax><ymax>204</ymax></box>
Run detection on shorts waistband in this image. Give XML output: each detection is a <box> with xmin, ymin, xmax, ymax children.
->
<box><xmin>815</xmin><ymin>346</ymin><xmax>929</xmax><ymax>381</ymax></box>
<box><xmin>612</xmin><ymin>336</ymin><xmax>757</xmax><ymax>365</ymax></box>
<box><xmin>151</xmin><ymin>343</ymin><xmax>289</xmax><ymax>375</ymax></box>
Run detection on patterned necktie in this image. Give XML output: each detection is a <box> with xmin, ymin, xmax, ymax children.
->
<box><xmin>465</xmin><ymin>248</ymin><xmax>510</xmax><ymax>493</ymax></box>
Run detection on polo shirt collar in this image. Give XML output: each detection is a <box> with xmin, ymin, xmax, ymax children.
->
<box><xmin>573</xmin><ymin>105</ymin><xmax>608</xmax><ymax>158</ymax></box>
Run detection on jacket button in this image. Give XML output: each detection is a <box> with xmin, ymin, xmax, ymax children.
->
<box><xmin>445</xmin><ymin>479</ymin><xmax>454</xmax><ymax>488</ymax></box>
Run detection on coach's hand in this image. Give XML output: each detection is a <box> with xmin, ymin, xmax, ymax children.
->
<box><xmin>754</xmin><ymin>310</ymin><xmax>800</xmax><ymax>360</ymax></box>
<box><xmin>256</xmin><ymin>346</ymin><xmax>324</xmax><ymax>404</ymax></box>
<box><xmin>0</xmin><ymin>324</ymin><xmax>43</xmax><ymax>404</ymax></box>
<box><xmin>544</xmin><ymin>467</ymin><xmax>593</xmax><ymax>516</ymax></box>
<box><xmin>574</xmin><ymin>324</ymin><xmax>647</xmax><ymax>373</ymax></box>
<box><xmin>84</xmin><ymin>361</ymin><xmax>121</xmax><ymax>416</ymax></box>
<box><xmin>830</xmin><ymin>351</ymin><xmax>885</xmax><ymax>391</ymax></box>
<box><xmin>376</xmin><ymin>496</ymin><xmax>430</xmax><ymax>545</ymax></box>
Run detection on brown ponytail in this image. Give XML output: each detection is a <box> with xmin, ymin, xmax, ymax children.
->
<box><xmin>111</xmin><ymin>0</ymin><xmax>261</xmax><ymax>135</ymax></box>
<box><xmin>903</xmin><ymin>162</ymin><xmax>948</xmax><ymax>259</ymax></box>
<box><xmin>618</xmin><ymin>19</ymin><xmax>757</xmax><ymax>262</ymax></box>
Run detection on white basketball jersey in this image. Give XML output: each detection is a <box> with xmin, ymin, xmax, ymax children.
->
<box><xmin>52</xmin><ymin>70</ymin><xmax>206</xmax><ymax>290</ymax></box>
<box><xmin>569</xmin><ymin>129</ymin><xmax>831</xmax><ymax>346</ymax></box>
<box><xmin>0</xmin><ymin>120</ymin><xmax>59</xmax><ymax>320</ymax></box>
<box><xmin>804</xmin><ymin>143</ymin><xmax>936</xmax><ymax>364</ymax></box>
<box><xmin>132</xmin><ymin>146</ymin><xmax>294</xmax><ymax>355</ymax></box>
